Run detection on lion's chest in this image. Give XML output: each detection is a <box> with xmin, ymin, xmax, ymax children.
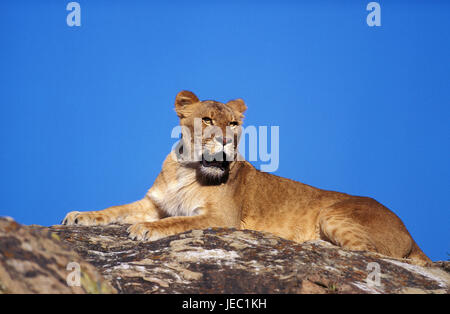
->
<box><xmin>148</xmin><ymin>169</ymin><xmax>205</xmax><ymax>217</ymax></box>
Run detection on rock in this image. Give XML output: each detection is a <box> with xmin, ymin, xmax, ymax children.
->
<box><xmin>1</xmin><ymin>217</ymin><xmax>449</xmax><ymax>294</ymax></box>
<box><xmin>0</xmin><ymin>218</ymin><xmax>115</xmax><ymax>294</ymax></box>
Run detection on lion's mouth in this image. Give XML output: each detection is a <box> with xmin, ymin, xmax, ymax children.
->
<box><xmin>201</xmin><ymin>152</ymin><xmax>230</xmax><ymax>170</ymax></box>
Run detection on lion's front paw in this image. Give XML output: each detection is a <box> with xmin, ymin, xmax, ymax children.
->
<box><xmin>62</xmin><ymin>211</ymin><xmax>110</xmax><ymax>226</ymax></box>
<box><xmin>127</xmin><ymin>222</ymin><xmax>165</xmax><ymax>241</ymax></box>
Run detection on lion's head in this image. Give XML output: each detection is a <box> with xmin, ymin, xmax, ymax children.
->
<box><xmin>173</xmin><ymin>90</ymin><xmax>247</xmax><ymax>184</ymax></box>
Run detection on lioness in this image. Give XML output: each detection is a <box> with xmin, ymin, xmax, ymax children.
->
<box><xmin>62</xmin><ymin>90</ymin><xmax>431</xmax><ymax>265</ymax></box>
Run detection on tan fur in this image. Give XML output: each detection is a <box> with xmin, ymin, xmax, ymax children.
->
<box><xmin>63</xmin><ymin>90</ymin><xmax>431</xmax><ymax>266</ymax></box>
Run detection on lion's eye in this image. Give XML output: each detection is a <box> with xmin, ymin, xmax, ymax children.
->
<box><xmin>229</xmin><ymin>121</ymin><xmax>238</xmax><ymax>126</ymax></box>
<box><xmin>202</xmin><ymin>117</ymin><xmax>213</xmax><ymax>125</ymax></box>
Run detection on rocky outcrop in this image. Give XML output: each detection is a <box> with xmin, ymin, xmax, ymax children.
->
<box><xmin>0</xmin><ymin>217</ymin><xmax>448</xmax><ymax>294</ymax></box>
<box><xmin>0</xmin><ymin>218</ymin><xmax>115</xmax><ymax>293</ymax></box>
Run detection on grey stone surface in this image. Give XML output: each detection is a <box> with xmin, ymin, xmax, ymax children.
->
<box><xmin>1</xmin><ymin>217</ymin><xmax>449</xmax><ymax>294</ymax></box>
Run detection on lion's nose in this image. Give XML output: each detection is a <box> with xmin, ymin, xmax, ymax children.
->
<box><xmin>216</xmin><ymin>136</ymin><xmax>232</xmax><ymax>145</ymax></box>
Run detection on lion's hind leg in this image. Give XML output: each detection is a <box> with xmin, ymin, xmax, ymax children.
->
<box><xmin>318</xmin><ymin>210</ymin><xmax>377</xmax><ymax>253</ymax></box>
<box><xmin>317</xmin><ymin>197</ymin><xmax>432</xmax><ymax>266</ymax></box>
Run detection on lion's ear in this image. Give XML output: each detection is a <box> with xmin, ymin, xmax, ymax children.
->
<box><xmin>175</xmin><ymin>90</ymin><xmax>199</xmax><ymax>118</ymax></box>
<box><xmin>227</xmin><ymin>98</ymin><xmax>247</xmax><ymax>114</ymax></box>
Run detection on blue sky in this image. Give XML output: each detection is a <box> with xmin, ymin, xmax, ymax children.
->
<box><xmin>0</xmin><ymin>1</ymin><xmax>449</xmax><ymax>261</ymax></box>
